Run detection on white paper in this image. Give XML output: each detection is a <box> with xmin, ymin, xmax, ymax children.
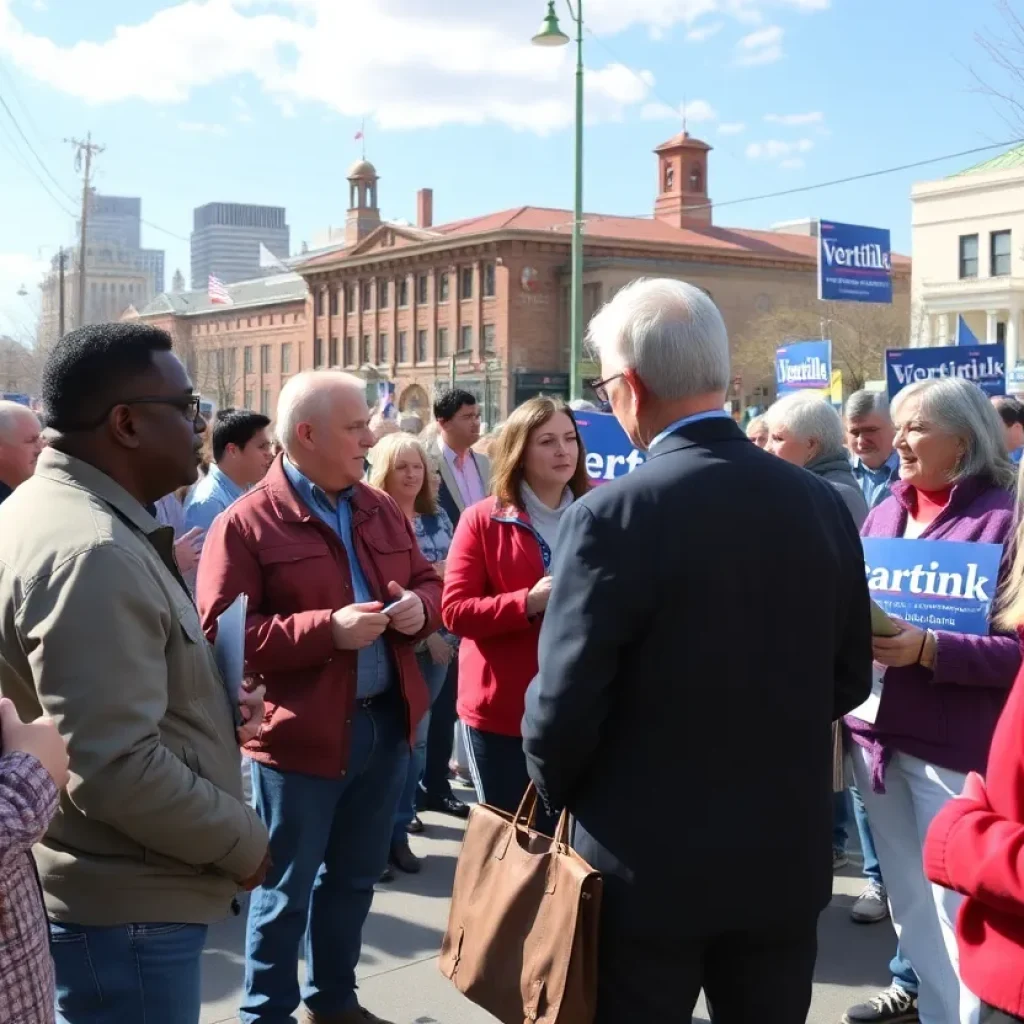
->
<box><xmin>850</xmin><ymin>663</ymin><xmax>885</xmax><ymax>725</ymax></box>
<box><xmin>214</xmin><ymin>593</ymin><xmax>247</xmax><ymax>726</ymax></box>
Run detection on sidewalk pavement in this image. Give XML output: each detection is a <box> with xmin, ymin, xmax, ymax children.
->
<box><xmin>201</xmin><ymin>783</ymin><xmax>897</xmax><ymax>1024</ymax></box>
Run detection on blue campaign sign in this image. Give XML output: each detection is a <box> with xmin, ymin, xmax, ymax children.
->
<box><xmin>574</xmin><ymin>411</ymin><xmax>645</xmax><ymax>484</ymax></box>
<box><xmin>862</xmin><ymin>537</ymin><xmax>1004</xmax><ymax>636</ymax></box>
<box><xmin>885</xmin><ymin>345</ymin><xmax>1005</xmax><ymax>399</ymax></box>
<box><xmin>1</xmin><ymin>393</ymin><xmax>30</xmax><ymax>407</ymax></box>
<box><xmin>818</xmin><ymin>220</ymin><xmax>893</xmax><ymax>304</ymax></box>
<box><xmin>775</xmin><ymin>340</ymin><xmax>831</xmax><ymax>396</ymax></box>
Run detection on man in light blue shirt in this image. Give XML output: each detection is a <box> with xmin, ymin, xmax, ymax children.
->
<box><xmin>992</xmin><ymin>395</ymin><xmax>1024</xmax><ymax>466</ymax></box>
<box><xmin>845</xmin><ymin>390</ymin><xmax>900</xmax><ymax>510</ymax></box>
<box><xmin>184</xmin><ymin>408</ymin><xmax>273</xmax><ymax>532</ymax></box>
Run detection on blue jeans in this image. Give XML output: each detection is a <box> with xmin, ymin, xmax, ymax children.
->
<box><xmin>833</xmin><ymin>789</ymin><xmax>851</xmax><ymax>853</ymax></box>
<box><xmin>393</xmin><ymin>649</ymin><xmax>448</xmax><ymax>842</ymax></box>
<box><xmin>241</xmin><ymin>691</ymin><xmax>409</xmax><ymax>1023</ymax></box>
<box><xmin>851</xmin><ymin>784</ymin><xmax>919</xmax><ymax>995</ymax></box>
<box><xmin>50</xmin><ymin>920</ymin><xmax>208</xmax><ymax>1024</ymax></box>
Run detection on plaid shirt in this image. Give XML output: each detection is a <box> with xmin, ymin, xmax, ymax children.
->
<box><xmin>0</xmin><ymin>751</ymin><xmax>58</xmax><ymax>1024</ymax></box>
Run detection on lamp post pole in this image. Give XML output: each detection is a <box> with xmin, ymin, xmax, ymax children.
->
<box><xmin>533</xmin><ymin>0</ymin><xmax>584</xmax><ymax>401</ymax></box>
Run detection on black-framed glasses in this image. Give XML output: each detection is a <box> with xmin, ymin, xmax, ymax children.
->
<box><xmin>54</xmin><ymin>393</ymin><xmax>204</xmax><ymax>433</ymax></box>
<box><xmin>587</xmin><ymin>374</ymin><xmax>622</xmax><ymax>404</ymax></box>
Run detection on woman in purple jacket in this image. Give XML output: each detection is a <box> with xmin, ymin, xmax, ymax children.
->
<box><xmin>847</xmin><ymin>376</ymin><xmax>1020</xmax><ymax>1024</ymax></box>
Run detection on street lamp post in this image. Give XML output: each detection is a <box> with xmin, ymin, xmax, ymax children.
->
<box><xmin>533</xmin><ymin>0</ymin><xmax>584</xmax><ymax>402</ymax></box>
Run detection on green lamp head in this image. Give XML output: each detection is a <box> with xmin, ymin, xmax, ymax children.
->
<box><xmin>531</xmin><ymin>1</ymin><xmax>570</xmax><ymax>46</ymax></box>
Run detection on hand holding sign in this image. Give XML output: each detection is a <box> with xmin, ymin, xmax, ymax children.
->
<box><xmin>871</xmin><ymin>618</ymin><xmax>926</xmax><ymax>668</ymax></box>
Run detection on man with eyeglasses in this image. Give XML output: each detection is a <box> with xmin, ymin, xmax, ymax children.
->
<box><xmin>0</xmin><ymin>323</ymin><xmax>270</xmax><ymax>1024</ymax></box>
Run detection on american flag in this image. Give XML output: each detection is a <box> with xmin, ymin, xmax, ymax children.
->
<box><xmin>208</xmin><ymin>275</ymin><xmax>232</xmax><ymax>305</ymax></box>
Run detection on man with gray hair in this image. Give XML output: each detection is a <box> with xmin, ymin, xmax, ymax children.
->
<box><xmin>846</xmin><ymin>389</ymin><xmax>900</xmax><ymax>509</ymax></box>
<box><xmin>196</xmin><ymin>371</ymin><xmax>442</xmax><ymax>1024</ymax></box>
<box><xmin>766</xmin><ymin>392</ymin><xmax>869</xmax><ymax>528</ymax></box>
<box><xmin>523</xmin><ymin>278</ymin><xmax>872</xmax><ymax>1022</ymax></box>
<box><xmin>0</xmin><ymin>400</ymin><xmax>43</xmax><ymax>503</ymax></box>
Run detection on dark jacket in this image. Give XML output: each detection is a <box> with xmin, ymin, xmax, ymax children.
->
<box><xmin>847</xmin><ymin>477</ymin><xmax>1020</xmax><ymax>789</ymax></box>
<box><xmin>807</xmin><ymin>451</ymin><xmax>869</xmax><ymax>529</ymax></box>
<box><xmin>522</xmin><ymin>416</ymin><xmax>872</xmax><ymax>937</ymax></box>
<box><xmin>196</xmin><ymin>457</ymin><xmax>442</xmax><ymax>779</ymax></box>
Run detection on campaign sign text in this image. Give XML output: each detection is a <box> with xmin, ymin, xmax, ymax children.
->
<box><xmin>885</xmin><ymin>345</ymin><xmax>1005</xmax><ymax>399</ymax></box>
<box><xmin>818</xmin><ymin>220</ymin><xmax>893</xmax><ymax>304</ymax></box>
<box><xmin>575</xmin><ymin>412</ymin><xmax>645</xmax><ymax>484</ymax></box>
<box><xmin>862</xmin><ymin>537</ymin><xmax>1003</xmax><ymax>636</ymax></box>
<box><xmin>775</xmin><ymin>340</ymin><xmax>832</xmax><ymax>396</ymax></box>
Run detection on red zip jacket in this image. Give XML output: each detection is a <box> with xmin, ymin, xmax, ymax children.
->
<box><xmin>924</xmin><ymin>650</ymin><xmax>1024</xmax><ymax>1017</ymax></box>
<box><xmin>196</xmin><ymin>457</ymin><xmax>442</xmax><ymax>779</ymax></box>
<box><xmin>442</xmin><ymin>498</ymin><xmax>547</xmax><ymax>738</ymax></box>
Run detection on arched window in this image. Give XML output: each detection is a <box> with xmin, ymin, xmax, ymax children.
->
<box><xmin>689</xmin><ymin>164</ymin><xmax>703</xmax><ymax>192</ymax></box>
<box><xmin>664</xmin><ymin>163</ymin><xmax>675</xmax><ymax>191</ymax></box>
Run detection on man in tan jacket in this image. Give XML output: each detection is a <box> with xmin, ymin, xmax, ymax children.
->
<box><xmin>0</xmin><ymin>322</ymin><xmax>270</xmax><ymax>1024</ymax></box>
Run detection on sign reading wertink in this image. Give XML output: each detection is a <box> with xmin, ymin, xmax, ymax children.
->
<box><xmin>818</xmin><ymin>220</ymin><xmax>893</xmax><ymax>304</ymax></box>
<box><xmin>886</xmin><ymin>345</ymin><xmax>1005</xmax><ymax>399</ymax></box>
<box><xmin>775</xmin><ymin>340</ymin><xmax>832</xmax><ymax>396</ymax></box>
<box><xmin>863</xmin><ymin>537</ymin><xmax>1003</xmax><ymax>636</ymax></box>
<box><xmin>574</xmin><ymin>412</ymin><xmax>645</xmax><ymax>485</ymax></box>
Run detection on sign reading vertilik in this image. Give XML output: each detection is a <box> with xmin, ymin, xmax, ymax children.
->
<box><xmin>574</xmin><ymin>412</ymin><xmax>645</xmax><ymax>485</ymax></box>
<box><xmin>818</xmin><ymin>220</ymin><xmax>893</xmax><ymax>304</ymax></box>
<box><xmin>775</xmin><ymin>340</ymin><xmax>832</xmax><ymax>397</ymax></box>
<box><xmin>886</xmin><ymin>345</ymin><xmax>1006</xmax><ymax>400</ymax></box>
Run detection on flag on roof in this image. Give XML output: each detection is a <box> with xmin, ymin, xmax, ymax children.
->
<box><xmin>259</xmin><ymin>243</ymin><xmax>289</xmax><ymax>272</ymax></box>
<box><xmin>208</xmin><ymin>275</ymin><xmax>232</xmax><ymax>305</ymax></box>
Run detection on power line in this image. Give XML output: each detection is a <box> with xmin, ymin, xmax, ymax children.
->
<box><xmin>0</xmin><ymin>91</ymin><xmax>78</xmax><ymax>205</ymax></box>
<box><xmin>0</xmin><ymin>55</ymin><xmax>50</xmax><ymax>153</ymax></box>
<box><xmin>140</xmin><ymin>217</ymin><xmax>189</xmax><ymax>243</ymax></box>
<box><xmin>0</xmin><ymin>119</ymin><xmax>76</xmax><ymax>218</ymax></box>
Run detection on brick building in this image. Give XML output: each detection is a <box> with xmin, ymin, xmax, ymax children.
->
<box><xmin>132</xmin><ymin>130</ymin><xmax>910</xmax><ymax>423</ymax></box>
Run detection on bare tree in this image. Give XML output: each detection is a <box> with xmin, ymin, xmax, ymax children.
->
<box><xmin>733</xmin><ymin>298</ymin><xmax>913</xmax><ymax>402</ymax></box>
<box><xmin>0</xmin><ymin>336</ymin><xmax>44</xmax><ymax>397</ymax></box>
<box><xmin>972</xmin><ymin>1</ymin><xmax>1024</xmax><ymax>138</ymax></box>
<box><xmin>193</xmin><ymin>337</ymin><xmax>242</xmax><ymax>410</ymax></box>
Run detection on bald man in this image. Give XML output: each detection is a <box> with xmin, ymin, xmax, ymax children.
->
<box><xmin>196</xmin><ymin>371</ymin><xmax>442</xmax><ymax>1024</ymax></box>
<box><xmin>0</xmin><ymin>401</ymin><xmax>43</xmax><ymax>503</ymax></box>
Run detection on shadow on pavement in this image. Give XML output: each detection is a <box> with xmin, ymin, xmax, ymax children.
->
<box><xmin>363</xmin><ymin>910</ymin><xmax>446</xmax><ymax>961</ymax></box>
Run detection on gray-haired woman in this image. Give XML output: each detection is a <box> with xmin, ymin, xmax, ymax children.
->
<box><xmin>765</xmin><ymin>392</ymin><xmax>869</xmax><ymax>528</ymax></box>
<box><xmin>847</xmin><ymin>376</ymin><xmax>1020</xmax><ymax>1024</ymax></box>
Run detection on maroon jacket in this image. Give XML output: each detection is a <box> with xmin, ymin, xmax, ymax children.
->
<box><xmin>196</xmin><ymin>457</ymin><xmax>442</xmax><ymax>779</ymax></box>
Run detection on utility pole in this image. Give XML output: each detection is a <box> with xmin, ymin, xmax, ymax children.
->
<box><xmin>65</xmin><ymin>133</ymin><xmax>104</xmax><ymax>329</ymax></box>
<box><xmin>57</xmin><ymin>247</ymin><xmax>66</xmax><ymax>339</ymax></box>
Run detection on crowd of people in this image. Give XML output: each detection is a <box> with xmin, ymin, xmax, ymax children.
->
<box><xmin>4</xmin><ymin>278</ymin><xmax>1024</xmax><ymax>1024</ymax></box>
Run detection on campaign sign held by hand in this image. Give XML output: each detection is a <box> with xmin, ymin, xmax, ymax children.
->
<box><xmin>574</xmin><ymin>411</ymin><xmax>645</xmax><ymax>485</ymax></box>
<box><xmin>886</xmin><ymin>345</ymin><xmax>1005</xmax><ymax>399</ymax></box>
<box><xmin>862</xmin><ymin>537</ymin><xmax>1003</xmax><ymax>636</ymax></box>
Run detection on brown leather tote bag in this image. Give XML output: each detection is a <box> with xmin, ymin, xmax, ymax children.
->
<box><xmin>439</xmin><ymin>784</ymin><xmax>602</xmax><ymax>1024</ymax></box>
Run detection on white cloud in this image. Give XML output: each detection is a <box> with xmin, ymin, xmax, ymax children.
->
<box><xmin>640</xmin><ymin>98</ymin><xmax>717</xmax><ymax>123</ymax></box>
<box><xmin>177</xmin><ymin>120</ymin><xmax>227</xmax><ymax>135</ymax></box>
<box><xmin>764</xmin><ymin>110</ymin><xmax>823</xmax><ymax>125</ymax></box>
<box><xmin>0</xmin><ymin>0</ymin><xmax>829</xmax><ymax>134</ymax></box>
<box><xmin>686</xmin><ymin>21</ymin><xmax>724</xmax><ymax>41</ymax></box>
<box><xmin>745</xmin><ymin>137</ymin><xmax>814</xmax><ymax>161</ymax></box>
<box><xmin>718</xmin><ymin>121</ymin><xmax>746</xmax><ymax>134</ymax></box>
<box><xmin>734</xmin><ymin>23</ymin><xmax>784</xmax><ymax>65</ymax></box>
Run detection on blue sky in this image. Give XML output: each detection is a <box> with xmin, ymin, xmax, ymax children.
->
<box><xmin>0</xmin><ymin>0</ymin><xmax>1018</xmax><ymax>341</ymax></box>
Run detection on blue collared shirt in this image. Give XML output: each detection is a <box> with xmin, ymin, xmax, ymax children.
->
<box><xmin>184</xmin><ymin>464</ymin><xmax>246</xmax><ymax>533</ymax></box>
<box><xmin>649</xmin><ymin>409</ymin><xmax>732</xmax><ymax>452</ymax></box>
<box><xmin>283</xmin><ymin>458</ymin><xmax>393</xmax><ymax>699</ymax></box>
<box><xmin>850</xmin><ymin>450</ymin><xmax>900</xmax><ymax>510</ymax></box>
<box><xmin>1012</xmin><ymin>447</ymin><xmax>1023</xmax><ymax>465</ymax></box>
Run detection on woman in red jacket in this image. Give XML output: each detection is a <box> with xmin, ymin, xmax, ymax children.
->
<box><xmin>442</xmin><ymin>396</ymin><xmax>589</xmax><ymax>827</ymax></box>
<box><xmin>925</xmin><ymin>541</ymin><xmax>1024</xmax><ymax>1024</ymax></box>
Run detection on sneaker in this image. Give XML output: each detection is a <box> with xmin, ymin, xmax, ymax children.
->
<box><xmin>833</xmin><ymin>848</ymin><xmax>850</xmax><ymax>871</ymax></box>
<box><xmin>842</xmin><ymin>984</ymin><xmax>918</xmax><ymax>1023</ymax></box>
<box><xmin>851</xmin><ymin>880</ymin><xmax>890</xmax><ymax>924</ymax></box>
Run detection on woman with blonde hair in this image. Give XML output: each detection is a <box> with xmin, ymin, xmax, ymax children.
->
<box><xmin>366</xmin><ymin>432</ymin><xmax>456</xmax><ymax>876</ymax></box>
<box><xmin>442</xmin><ymin>396</ymin><xmax>589</xmax><ymax>827</ymax></box>
<box><xmin>845</xmin><ymin>376</ymin><xmax>1020</xmax><ymax>1024</ymax></box>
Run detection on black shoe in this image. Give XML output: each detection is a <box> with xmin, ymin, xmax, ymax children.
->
<box><xmin>378</xmin><ymin>864</ymin><xmax>395</xmax><ymax>884</ymax></box>
<box><xmin>419</xmin><ymin>792</ymin><xmax>470</xmax><ymax>819</ymax></box>
<box><xmin>389</xmin><ymin>839</ymin><xmax>422</xmax><ymax>874</ymax></box>
<box><xmin>842</xmin><ymin>985</ymin><xmax>919</xmax><ymax>1023</ymax></box>
<box><xmin>406</xmin><ymin>814</ymin><xmax>425</xmax><ymax>835</ymax></box>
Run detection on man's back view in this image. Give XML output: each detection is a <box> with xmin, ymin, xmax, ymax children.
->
<box><xmin>523</xmin><ymin>279</ymin><xmax>872</xmax><ymax>1024</ymax></box>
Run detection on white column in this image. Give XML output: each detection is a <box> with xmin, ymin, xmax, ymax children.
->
<box><xmin>987</xmin><ymin>310</ymin><xmax>999</xmax><ymax>345</ymax></box>
<box><xmin>920</xmin><ymin>313</ymin><xmax>933</xmax><ymax>348</ymax></box>
<box><xmin>938</xmin><ymin>313</ymin><xmax>951</xmax><ymax>346</ymax></box>
<box><xmin>1008</xmin><ymin>306</ymin><xmax>1019</xmax><ymax>369</ymax></box>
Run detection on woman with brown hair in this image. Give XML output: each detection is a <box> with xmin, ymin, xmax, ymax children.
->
<box><xmin>441</xmin><ymin>396</ymin><xmax>589</xmax><ymax>825</ymax></box>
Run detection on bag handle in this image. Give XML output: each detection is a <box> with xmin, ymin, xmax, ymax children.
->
<box><xmin>513</xmin><ymin>783</ymin><xmax>573</xmax><ymax>850</ymax></box>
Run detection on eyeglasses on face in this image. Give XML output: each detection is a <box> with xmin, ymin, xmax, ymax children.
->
<box><xmin>55</xmin><ymin>393</ymin><xmax>204</xmax><ymax>432</ymax></box>
<box><xmin>587</xmin><ymin>374</ymin><xmax>623</xmax><ymax>404</ymax></box>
